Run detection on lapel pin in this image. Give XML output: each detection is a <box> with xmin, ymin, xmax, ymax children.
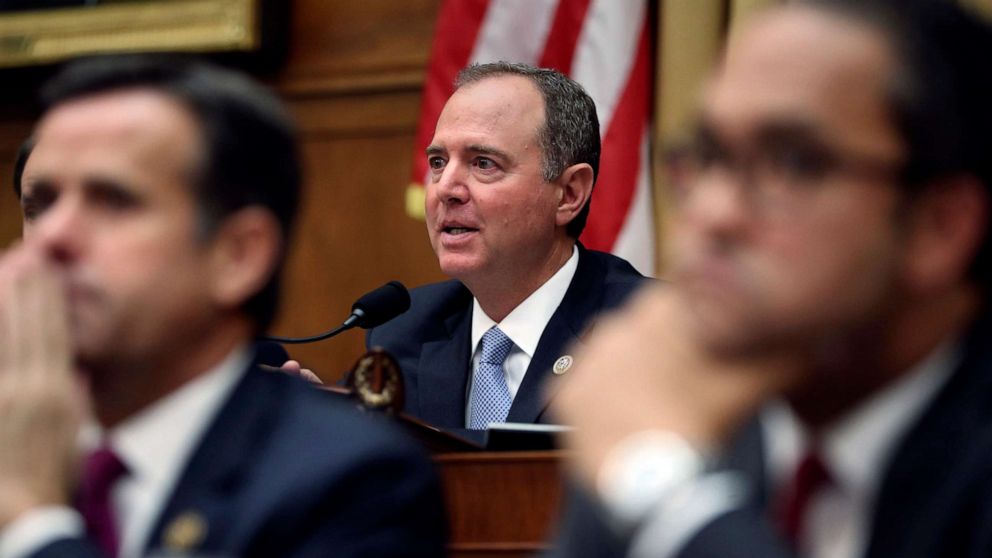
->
<box><xmin>163</xmin><ymin>510</ymin><xmax>208</xmax><ymax>553</ymax></box>
<box><xmin>553</xmin><ymin>355</ymin><xmax>573</xmax><ymax>375</ymax></box>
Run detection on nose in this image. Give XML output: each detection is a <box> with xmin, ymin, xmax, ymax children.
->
<box><xmin>25</xmin><ymin>195</ymin><xmax>84</xmax><ymax>264</ymax></box>
<box><xmin>678</xmin><ymin>170</ymin><xmax>752</xmax><ymax>239</ymax></box>
<box><xmin>432</xmin><ymin>160</ymin><xmax>470</xmax><ymax>205</ymax></box>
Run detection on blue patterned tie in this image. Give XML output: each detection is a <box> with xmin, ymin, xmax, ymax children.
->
<box><xmin>468</xmin><ymin>326</ymin><xmax>515</xmax><ymax>429</ymax></box>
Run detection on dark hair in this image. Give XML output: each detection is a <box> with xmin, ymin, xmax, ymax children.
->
<box><xmin>455</xmin><ymin>62</ymin><xmax>600</xmax><ymax>239</ymax></box>
<box><xmin>15</xmin><ymin>54</ymin><xmax>301</xmax><ymax>332</ymax></box>
<box><xmin>805</xmin><ymin>0</ymin><xmax>992</xmax><ymax>286</ymax></box>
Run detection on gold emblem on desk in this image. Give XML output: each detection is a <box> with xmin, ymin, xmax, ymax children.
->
<box><xmin>553</xmin><ymin>355</ymin><xmax>573</xmax><ymax>375</ymax></box>
<box><xmin>162</xmin><ymin>510</ymin><xmax>207</xmax><ymax>552</ymax></box>
<box><xmin>347</xmin><ymin>348</ymin><xmax>405</xmax><ymax>414</ymax></box>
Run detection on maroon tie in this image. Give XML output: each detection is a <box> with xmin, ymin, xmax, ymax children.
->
<box><xmin>77</xmin><ymin>446</ymin><xmax>128</xmax><ymax>558</ymax></box>
<box><xmin>775</xmin><ymin>450</ymin><xmax>832</xmax><ymax>548</ymax></box>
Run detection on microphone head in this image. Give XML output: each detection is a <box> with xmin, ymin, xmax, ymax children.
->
<box><xmin>351</xmin><ymin>281</ymin><xmax>411</xmax><ymax>329</ymax></box>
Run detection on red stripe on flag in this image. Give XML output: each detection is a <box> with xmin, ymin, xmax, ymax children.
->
<box><xmin>579</xmin><ymin>19</ymin><xmax>652</xmax><ymax>252</ymax></box>
<box><xmin>410</xmin><ymin>0</ymin><xmax>491</xmax><ymax>186</ymax></box>
<box><xmin>538</xmin><ymin>0</ymin><xmax>592</xmax><ymax>74</ymax></box>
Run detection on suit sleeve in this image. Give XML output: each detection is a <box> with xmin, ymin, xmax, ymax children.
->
<box><xmin>672</xmin><ymin>509</ymin><xmax>793</xmax><ymax>558</ymax></box>
<box><xmin>548</xmin><ymin>484</ymin><xmax>633</xmax><ymax>558</ymax></box>
<box><xmin>27</xmin><ymin>539</ymin><xmax>104</xmax><ymax>558</ymax></box>
<box><xmin>551</xmin><ymin>483</ymin><xmax>795</xmax><ymax>558</ymax></box>
<box><xmin>250</xmin><ymin>442</ymin><xmax>447</xmax><ymax>558</ymax></box>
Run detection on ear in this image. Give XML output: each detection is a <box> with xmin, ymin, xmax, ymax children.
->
<box><xmin>206</xmin><ymin>207</ymin><xmax>283</xmax><ymax>309</ymax></box>
<box><xmin>901</xmin><ymin>175</ymin><xmax>988</xmax><ymax>295</ymax></box>
<box><xmin>555</xmin><ymin>163</ymin><xmax>595</xmax><ymax>228</ymax></box>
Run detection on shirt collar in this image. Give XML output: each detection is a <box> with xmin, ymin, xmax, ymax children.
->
<box><xmin>89</xmin><ymin>345</ymin><xmax>251</xmax><ymax>487</ymax></box>
<box><xmin>471</xmin><ymin>244</ymin><xmax>580</xmax><ymax>357</ymax></box>
<box><xmin>763</xmin><ymin>340</ymin><xmax>960</xmax><ymax>501</ymax></box>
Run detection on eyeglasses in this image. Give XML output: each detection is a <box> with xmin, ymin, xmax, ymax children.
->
<box><xmin>664</xmin><ymin>128</ymin><xmax>905</xmax><ymax>214</ymax></box>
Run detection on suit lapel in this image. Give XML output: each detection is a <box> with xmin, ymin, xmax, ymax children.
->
<box><xmin>143</xmin><ymin>367</ymin><xmax>282</xmax><ymax>556</ymax></box>
<box><xmin>864</xmin><ymin>314</ymin><xmax>992</xmax><ymax>558</ymax></box>
<box><xmin>507</xmin><ymin>246</ymin><xmax>607</xmax><ymax>424</ymax></box>
<box><xmin>416</xmin><ymin>302</ymin><xmax>473</xmax><ymax>428</ymax></box>
<box><xmin>718</xmin><ymin>314</ymin><xmax>992</xmax><ymax>558</ymax></box>
<box><xmin>723</xmin><ymin>418</ymin><xmax>770</xmax><ymax>510</ymax></box>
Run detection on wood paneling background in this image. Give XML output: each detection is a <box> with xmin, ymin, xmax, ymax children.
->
<box><xmin>0</xmin><ymin>0</ymin><xmax>446</xmax><ymax>381</ymax></box>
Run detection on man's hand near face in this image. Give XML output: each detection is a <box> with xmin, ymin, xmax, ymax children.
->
<box><xmin>0</xmin><ymin>243</ymin><xmax>86</xmax><ymax>527</ymax></box>
<box><xmin>552</xmin><ymin>284</ymin><xmax>803</xmax><ymax>495</ymax></box>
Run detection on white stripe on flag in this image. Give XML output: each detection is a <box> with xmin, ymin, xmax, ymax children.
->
<box><xmin>470</xmin><ymin>0</ymin><xmax>559</xmax><ymax>64</ymax></box>
<box><xmin>571</xmin><ymin>0</ymin><xmax>647</xmax><ymax>131</ymax></box>
<box><xmin>611</xmin><ymin>131</ymin><xmax>656</xmax><ymax>276</ymax></box>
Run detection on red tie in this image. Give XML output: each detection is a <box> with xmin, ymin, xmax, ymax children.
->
<box><xmin>775</xmin><ymin>450</ymin><xmax>832</xmax><ymax>548</ymax></box>
<box><xmin>77</xmin><ymin>446</ymin><xmax>128</xmax><ymax>558</ymax></box>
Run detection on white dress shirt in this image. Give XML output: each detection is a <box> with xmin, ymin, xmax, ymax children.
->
<box><xmin>0</xmin><ymin>346</ymin><xmax>250</xmax><ymax>558</ymax></box>
<box><xmin>464</xmin><ymin>245</ymin><xmax>579</xmax><ymax>427</ymax></box>
<box><xmin>601</xmin><ymin>341</ymin><xmax>959</xmax><ymax>558</ymax></box>
<box><xmin>761</xmin><ymin>341</ymin><xmax>959</xmax><ymax>558</ymax></box>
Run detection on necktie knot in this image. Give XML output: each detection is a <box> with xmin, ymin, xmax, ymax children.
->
<box><xmin>479</xmin><ymin>327</ymin><xmax>514</xmax><ymax>365</ymax></box>
<box><xmin>77</xmin><ymin>446</ymin><xmax>128</xmax><ymax>558</ymax></box>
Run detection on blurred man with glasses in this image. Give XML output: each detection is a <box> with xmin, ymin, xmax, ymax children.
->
<box><xmin>551</xmin><ymin>0</ymin><xmax>992</xmax><ymax>557</ymax></box>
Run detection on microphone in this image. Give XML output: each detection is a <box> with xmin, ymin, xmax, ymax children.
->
<box><xmin>263</xmin><ymin>281</ymin><xmax>410</xmax><ymax>344</ymax></box>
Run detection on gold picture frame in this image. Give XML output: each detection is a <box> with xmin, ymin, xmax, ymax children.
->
<box><xmin>0</xmin><ymin>0</ymin><xmax>261</xmax><ymax>69</ymax></box>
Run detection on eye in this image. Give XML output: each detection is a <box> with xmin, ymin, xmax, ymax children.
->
<box><xmin>22</xmin><ymin>200</ymin><xmax>48</xmax><ymax>221</ymax></box>
<box><xmin>90</xmin><ymin>183</ymin><xmax>140</xmax><ymax>211</ymax></box>
<box><xmin>474</xmin><ymin>157</ymin><xmax>498</xmax><ymax>171</ymax></box>
<box><xmin>20</xmin><ymin>185</ymin><xmax>57</xmax><ymax>222</ymax></box>
<box><xmin>427</xmin><ymin>156</ymin><xmax>446</xmax><ymax>170</ymax></box>
<box><xmin>687</xmin><ymin>136</ymin><xmax>729</xmax><ymax>171</ymax></box>
<box><xmin>764</xmin><ymin>143</ymin><xmax>832</xmax><ymax>183</ymax></box>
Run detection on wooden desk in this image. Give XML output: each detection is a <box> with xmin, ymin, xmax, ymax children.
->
<box><xmin>435</xmin><ymin>450</ymin><xmax>565</xmax><ymax>558</ymax></box>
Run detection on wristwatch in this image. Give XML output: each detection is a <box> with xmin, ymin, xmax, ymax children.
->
<box><xmin>597</xmin><ymin>430</ymin><xmax>705</xmax><ymax>529</ymax></box>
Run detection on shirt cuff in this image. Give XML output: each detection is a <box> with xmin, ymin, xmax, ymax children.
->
<box><xmin>595</xmin><ymin>430</ymin><xmax>748</xmax><ymax>558</ymax></box>
<box><xmin>0</xmin><ymin>506</ymin><xmax>84</xmax><ymax>558</ymax></box>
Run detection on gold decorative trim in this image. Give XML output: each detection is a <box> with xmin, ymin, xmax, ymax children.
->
<box><xmin>0</xmin><ymin>0</ymin><xmax>259</xmax><ymax>69</ymax></box>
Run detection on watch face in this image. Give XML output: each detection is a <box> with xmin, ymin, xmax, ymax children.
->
<box><xmin>351</xmin><ymin>349</ymin><xmax>404</xmax><ymax>413</ymax></box>
<box><xmin>597</xmin><ymin>431</ymin><xmax>705</xmax><ymax>526</ymax></box>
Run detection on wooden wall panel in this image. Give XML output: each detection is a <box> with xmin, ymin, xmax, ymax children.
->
<box><xmin>272</xmin><ymin>0</ymin><xmax>444</xmax><ymax>379</ymax></box>
<box><xmin>0</xmin><ymin>119</ymin><xmax>32</xmax><ymax>247</ymax></box>
<box><xmin>0</xmin><ymin>0</ymin><xmax>444</xmax><ymax>381</ymax></box>
<box><xmin>279</xmin><ymin>0</ymin><xmax>440</xmax><ymax>94</ymax></box>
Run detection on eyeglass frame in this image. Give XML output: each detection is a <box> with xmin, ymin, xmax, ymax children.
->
<box><xmin>663</xmin><ymin>120</ymin><xmax>908</xmax><ymax>214</ymax></box>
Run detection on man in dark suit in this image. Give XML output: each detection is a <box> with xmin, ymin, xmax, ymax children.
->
<box><xmin>367</xmin><ymin>62</ymin><xmax>646</xmax><ymax>430</ymax></box>
<box><xmin>551</xmin><ymin>1</ymin><xmax>992</xmax><ymax>557</ymax></box>
<box><xmin>0</xmin><ymin>56</ymin><xmax>445</xmax><ymax>557</ymax></box>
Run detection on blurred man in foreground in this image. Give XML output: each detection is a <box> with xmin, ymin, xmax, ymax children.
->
<box><xmin>368</xmin><ymin>62</ymin><xmax>646</xmax><ymax>430</ymax></box>
<box><xmin>0</xmin><ymin>56</ymin><xmax>445</xmax><ymax>558</ymax></box>
<box><xmin>552</xmin><ymin>1</ymin><xmax>992</xmax><ymax>557</ymax></box>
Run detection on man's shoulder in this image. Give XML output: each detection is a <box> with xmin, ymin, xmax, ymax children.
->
<box><xmin>576</xmin><ymin>248</ymin><xmax>651</xmax><ymax>305</ymax></box>
<box><xmin>249</xmin><ymin>369</ymin><xmax>428</xmax><ymax>461</ymax></box>
<box><xmin>581</xmin><ymin>248</ymin><xmax>647</xmax><ymax>281</ymax></box>
<box><xmin>210</xmin><ymin>371</ymin><xmax>440</xmax><ymax>509</ymax></box>
<box><xmin>165</xmin><ymin>368</ymin><xmax>445</xmax><ymax>557</ymax></box>
<box><xmin>368</xmin><ymin>279</ymin><xmax>472</xmax><ymax>342</ymax></box>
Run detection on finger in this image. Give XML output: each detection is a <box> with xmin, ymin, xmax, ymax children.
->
<box><xmin>0</xmin><ymin>249</ymin><xmax>33</xmax><ymax>377</ymax></box>
<box><xmin>0</xmin><ymin>257</ymin><xmax>13</xmax><ymax>374</ymax></box>
<box><xmin>17</xmin><ymin>251</ymin><xmax>70</xmax><ymax>384</ymax></box>
<box><xmin>299</xmin><ymin>369</ymin><xmax>322</xmax><ymax>385</ymax></box>
<box><xmin>280</xmin><ymin>360</ymin><xmax>301</xmax><ymax>373</ymax></box>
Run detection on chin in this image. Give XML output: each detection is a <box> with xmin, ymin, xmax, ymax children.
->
<box><xmin>684</xmin><ymin>296</ymin><xmax>769</xmax><ymax>354</ymax></box>
<box><xmin>437</xmin><ymin>256</ymin><xmax>483</xmax><ymax>282</ymax></box>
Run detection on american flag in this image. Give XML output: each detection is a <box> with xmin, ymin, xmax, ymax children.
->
<box><xmin>407</xmin><ymin>0</ymin><xmax>656</xmax><ymax>276</ymax></box>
